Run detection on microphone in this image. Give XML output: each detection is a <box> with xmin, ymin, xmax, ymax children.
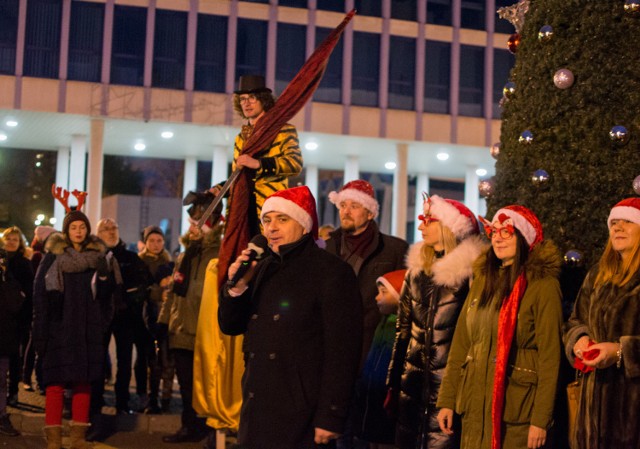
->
<box><xmin>227</xmin><ymin>234</ymin><xmax>268</xmax><ymax>287</ymax></box>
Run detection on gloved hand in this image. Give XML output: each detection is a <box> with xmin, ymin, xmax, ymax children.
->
<box><xmin>383</xmin><ymin>388</ymin><xmax>398</xmax><ymax>419</ymax></box>
<box><xmin>96</xmin><ymin>255</ymin><xmax>110</xmax><ymax>279</ymax></box>
<box><xmin>155</xmin><ymin>322</ymin><xmax>169</xmax><ymax>342</ymax></box>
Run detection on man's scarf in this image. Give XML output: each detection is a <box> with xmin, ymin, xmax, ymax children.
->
<box><xmin>217</xmin><ymin>10</ymin><xmax>356</xmax><ymax>289</ymax></box>
<box><xmin>491</xmin><ymin>271</ymin><xmax>527</xmax><ymax>449</ymax></box>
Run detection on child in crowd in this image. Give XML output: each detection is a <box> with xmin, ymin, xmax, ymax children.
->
<box><xmin>353</xmin><ymin>269</ymin><xmax>407</xmax><ymax>449</ymax></box>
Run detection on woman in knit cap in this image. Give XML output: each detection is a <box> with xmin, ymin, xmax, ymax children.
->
<box><xmin>33</xmin><ymin>209</ymin><xmax>119</xmax><ymax>449</ymax></box>
<box><xmin>437</xmin><ymin>205</ymin><xmax>563</xmax><ymax>449</ymax></box>
<box><xmin>386</xmin><ymin>195</ymin><xmax>486</xmax><ymax>449</ymax></box>
<box><xmin>564</xmin><ymin>198</ymin><xmax>640</xmax><ymax>449</ymax></box>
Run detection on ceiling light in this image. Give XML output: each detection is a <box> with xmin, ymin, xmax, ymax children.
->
<box><xmin>6</xmin><ymin>120</ymin><xmax>17</xmax><ymax>127</ymax></box>
<box><xmin>134</xmin><ymin>142</ymin><xmax>146</xmax><ymax>151</ymax></box>
<box><xmin>436</xmin><ymin>152</ymin><xmax>449</xmax><ymax>161</ymax></box>
<box><xmin>49</xmin><ymin>217</ymin><xmax>57</xmax><ymax>225</ymax></box>
<box><xmin>305</xmin><ymin>142</ymin><xmax>318</xmax><ymax>151</ymax></box>
<box><xmin>161</xmin><ymin>131</ymin><xmax>174</xmax><ymax>139</ymax></box>
<box><xmin>476</xmin><ymin>168</ymin><xmax>487</xmax><ymax>176</ymax></box>
<box><xmin>0</xmin><ymin>133</ymin><xmax>7</xmax><ymax>141</ymax></box>
<box><xmin>384</xmin><ymin>161</ymin><xmax>397</xmax><ymax>170</ymax></box>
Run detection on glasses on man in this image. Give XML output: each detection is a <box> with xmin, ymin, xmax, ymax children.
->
<box><xmin>238</xmin><ymin>94</ymin><xmax>258</xmax><ymax>105</ymax></box>
<box><xmin>484</xmin><ymin>224</ymin><xmax>515</xmax><ymax>240</ymax></box>
<box><xmin>418</xmin><ymin>214</ymin><xmax>439</xmax><ymax>226</ymax></box>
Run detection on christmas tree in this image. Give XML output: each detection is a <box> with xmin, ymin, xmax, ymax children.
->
<box><xmin>489</xmin><ymin>0</ymin><xmax>640</xmax><ymax>266</ymax></box>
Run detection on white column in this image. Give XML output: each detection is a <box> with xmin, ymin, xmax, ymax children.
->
<box><xmin>343</xmin><ymin>156</ymin><xmax>359</xmax><ymax>184</ymax></box>
<box><xmin>69</xmin><ymin>135</ymin><xmax>87</xmax><ymax>193</ymax></box>
<box><xmin>86</xmin><ymin>119</ymin><xmax>105</xmax><ymax>226</ymax></box>
<box><xmin>413</xmin><ymin>173</ymin><xmax>429</xmax><ymax>244</ymax></box>
<box><xmin>391</xmin><ymin>143</ymin><xmax>408</xmax><ymax>238</ymax></box>
<box><xmin>53</xmin><ymin>147</ymin><xmax>70</xmax><ymax>230</ymax></box>
<box><xmin>211</xmin><ymin>145</ymin><xmax>229</xmax><ymax>186</ymax></box>
<box><xmin>464</xmin><ymin>165</ymin><xmax>480</xmax><ymax>215</ymax></box>
<box><xmin>305</xmin><ymin>164</ymin><xmax>319</xmax><ymax>204</ymax></box>
<box><xmin>181</xmin><ymin>157</ymin><xmax>198</xmax><ymax>236</ymax></box>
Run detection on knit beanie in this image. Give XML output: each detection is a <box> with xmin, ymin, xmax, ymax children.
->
<box><xmin>63</xmin><ymin>210</ymin><xmax>91</xmax><ymax>236</ymax></box>
<box><xmin>143</xmin><ymin>225</ymin><xmax>164</xmax><ymax>243</ymax></box>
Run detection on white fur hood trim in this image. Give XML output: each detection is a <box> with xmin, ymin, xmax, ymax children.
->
<box><xmin>406</xmin><ymin>235</ymin><xmax>487</xmax><ymax>288</ymax></box>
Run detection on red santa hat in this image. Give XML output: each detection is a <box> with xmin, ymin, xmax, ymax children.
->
<box><xmin>485</xmin><ymin>205</ymin><xmax>544</xmax><ymax>249</ymax></box>
<box><xmin>328</xmin><ymin>180</ymin><xmax>379</xmax><ymax>219</ymax></box>
<box><xmin>376</xmin><ymin>269</ymin><xmax>407</xmax><ymax>300</ymax></box>
<box><xmin>261</xmin><ymin>186</ymin><xmax>319</xmax><ymax>239</ymax></box>
<box><xmin>608</xmin><ymin>197</ymin><xmax>640</xmax><ymax>228</ymax></box>
<box><xmin>423</xmin><ymin>195</ymin><xmax>479</xmax><ymax>239</ymax></box>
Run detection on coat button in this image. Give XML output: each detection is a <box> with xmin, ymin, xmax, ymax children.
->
<box><xmin>248</xmin><ymin>392</ymin><xmax>254</xmax><ymax>399</ymax></box>
<box><xmin>249</xmin><ymin>352</ymin><xmax>255</xmax><ymax>359</ymax></box>
<box><xmin>251</xmin><ymin>314</ymin><xmax>258</xmax><ymax>320</ymax></box>
<box><xmin>269</xmin><ymin>353</ymin><xmax>276</xmax><ymax>360</ymax></box>
<box><xmin>273</xmin><ymin>314</ymin><xmax>280</xmax><ymax>321</ymax></box>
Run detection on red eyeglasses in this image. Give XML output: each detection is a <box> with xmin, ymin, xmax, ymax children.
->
<box><xmin>484</xmin><ymin>224</ymin><xmax>515</xmax><ymax>240</ymax></box>
<box><xmin>418</xmin><ymin>214</ymin><xmax>439</xmax><ymax>225</ymax></box>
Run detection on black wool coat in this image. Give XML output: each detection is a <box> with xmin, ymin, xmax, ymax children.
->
<box><xmin>219</xmin><ymin>234</ymin><xmax>363</xmax><ymax>449</ymax></box>
<box><xmin>0</xmin><ymin>271</ymin><xmax>25</xmax><ymax>356</ymax></box>
<box><xmin>325</xmin><ymin>223</ymin><xmax>408</xmax><ymax>366</ymax></box>
<box><xmin>33</xmin><ymin>234</ymin><xmax>115</xmax><ymax>386</ymax></box>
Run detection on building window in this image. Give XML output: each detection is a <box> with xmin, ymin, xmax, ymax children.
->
<box><xmin>424</xmin><ymin>40</ymin><xmax>450</xmax><ymax>114</ymax></box>
<box><xmin>354</xmin><ymin>0</ymin><xmax>381</xmax><ymax>17</ymax></box>
<box><xmin>111</xmin><ymin>5</ymin><xmax>146</xmax><ymax>86</ymax></box>
<box><xmin>388</xmin><ymin>36</ymin><xmax>415</xmax><ymax>111</ymax></box>
<box><xmin>153</xmin><ymin>9</ymin><xmax>187</xmax><ymax>89</ymax></box>
<box><xmin>276</xmin><ymin>23</ymin><xmax>306</xmax><ymax>94</ymax></box>
<box><xmin>68</xmin><ymin>1</ymin><xmax>103</xmax><ymax>82</ymax></box>
<box><xmin>493</xmin><ymin>48</ymin><xmax>514</xmax><ymax>118</ymax></box>
<box><xmin>392</xmin><ymin>0</ymin><xmax>417</xmax><ymax>22</ymax></box>
<box><xmin>0</xmin><ymin>0</ymin><xmax>19</xmax><ymax>75</ymax></box>
<box><xmin>459</xmin><ymin>44</ymin><xmax>484</xmax><ymax>117</ymax></box>
<box><xmin>495</xmin><ymin>0</ymin><xmax>516</xmax><ymax>34</ymax></box>
<box><xmin>352</xmin><ymin>31</ymin><xmax>379</xmax><ymax>107</ymax></box>
<box><xmin>195</xmin><ymin>14</ymin><xmax>227</xmax><ymax>93</ymax></box>
<box><xmin>317</xmin><ymin>1</ymin><xmax>344</xmax><ymax>12</ymax></box>
<box><xmin>427</xmin><ymin>0</ymin><xmax>451</xmax><ymax>26</ymax></box>
<box><xmin>278</xmin><ymin>0</ymin><xmax>308</xmax><ymax>7</ymax></box>
<box><xmin>236</xmin><ymin>19</ymin><xmax>267</xmax><ymax>80</ymax></box>
<box><xmin>314</xmin><ymin>28</ymin><xmax>343</xmax><ymax>104</ymax></box>
<box><xmin>461</xmin><ymin>0</ymin><xmax>485</xmax><ymax>30</ymax></box>
<box><xmin>24</xmin><ymin>0</ymin><xmax>62</xmax><ymax>79</ymax></box>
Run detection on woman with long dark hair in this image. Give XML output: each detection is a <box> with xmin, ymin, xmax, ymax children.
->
<box><xmin>564</xmin><ymin>197</ymin><xmax>640</xmax><ymax>449</ymax></box>
<box><xmin>437</xmin><ymin>205</ymin><xmax>563</xmax><ymax>449</ymax></box>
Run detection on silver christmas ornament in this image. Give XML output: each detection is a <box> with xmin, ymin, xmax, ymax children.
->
<box><xmin>609</xmin><ymin>125</ymin><xmax>630</xmax><ymax>146</ymax></box>
<box><xmin>553</xmin><ymin>69</ymin><xmax>574</xmax><ymax>89</ymax></box>
<box><xmin>519</xmin><ymin>130</ymin><xmax>534</xmax><ymax>144</ymax></box>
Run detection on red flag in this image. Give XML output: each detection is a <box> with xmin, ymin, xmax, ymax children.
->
<box><xmin>218</xmin><ymin>10</ymin><xmax>356</xmax><ymax>288</ymax></box>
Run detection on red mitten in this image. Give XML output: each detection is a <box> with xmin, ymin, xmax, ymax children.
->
<box><xmin>574</xmin><ymin>340</ymin><xmax>600</xmax><ymax>373</ymax></box>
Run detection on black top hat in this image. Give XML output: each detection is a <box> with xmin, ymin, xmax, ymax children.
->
<box><xmin>234</xmin><ymin>75</ymin><xmax>272</xmax><ymax>95</ymax></box>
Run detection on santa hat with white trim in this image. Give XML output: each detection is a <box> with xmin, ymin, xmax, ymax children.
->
<box><xmin>261</xmin><ymin>186</ymin><xmax>319</xmax><ymax>239</ymax></box>
<box><xmin>608</xmin><ymin>197</ymin><xmax>640</xmax><ymax>228</ymax></box>
<box><xmin>485</xmin><ymin>205</ymin><xmax>544</xmax><ymax>249</ymax></box>
<box><xmin>423</xmin><ymin>194</ymin><xmax>479</xmax><ymax>239</ymax></box>
<box><xmin>376</xmin><ymin>269</ymin><xmax>407</xmax><ymax>300</ymax></box>
<box><xmin>328</xmin><ymin>180</ymin><xmax>379</xmax><ymax>219</ymax></box>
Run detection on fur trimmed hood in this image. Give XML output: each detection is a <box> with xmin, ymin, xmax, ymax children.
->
<box><xmin>45</xmin><ymin>232</ymin><xmax>107</xmax><ymax>256</ymax></box>
<box><xmin>473</xmin><ymin>239</ymin><xmax>562</xmax><ymax>282</ymax></box>
<box><xmin>138</xmin><ymin>246</ymin><xmax>172</xmax><ymax>262</ymax></box>
<box><xmin>407</xmin><ymin>235</ymin><xmax>488</xmax><ymax>288</ymax></box>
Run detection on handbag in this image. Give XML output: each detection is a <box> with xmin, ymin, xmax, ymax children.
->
<box><xmin>566</xmin><ymin>371</ymin><xmax>582</xmax><ymax>449</ymax></box>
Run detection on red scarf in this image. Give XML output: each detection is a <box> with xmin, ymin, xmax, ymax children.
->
<box><xmin>491</xmin><ymin>271</ymin><xmax>527</xmax><ymax>449</ymax></box>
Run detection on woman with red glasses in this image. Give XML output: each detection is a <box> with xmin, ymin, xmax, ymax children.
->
<box><xmin>386</xmin><ymin>194</ymin><xmax>486</xmax><ymax>449</ymax></box>
<box><xmin>437</xmin><ymin>205</ymin><xmax>563</xmax><ymax>449</ymax></box>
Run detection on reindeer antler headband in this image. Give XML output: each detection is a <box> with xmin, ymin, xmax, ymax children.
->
<box><xmin>52</xmin><ymin>184</ymin><xmax>87</xmax><ymax>212</ymax></box>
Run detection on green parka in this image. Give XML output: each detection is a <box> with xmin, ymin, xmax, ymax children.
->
<box><xmin>436</xmin><ymin>240</ymin><xmax>563</xmax><ymax>449</ymax></box>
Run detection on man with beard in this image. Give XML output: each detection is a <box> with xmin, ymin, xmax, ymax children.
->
<box><xmin>325</xmin><ymin>180</ymin><xmax>408</xmax><ymax>449</ymax></box>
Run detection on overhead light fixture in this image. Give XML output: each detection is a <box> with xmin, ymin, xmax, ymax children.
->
<box><xmin>385</xmin><ymin>161</ymin><xmax>397</xmax><ymax>170</ymax></box>
<box><xmin>161</xmin><ymin>131</ymin><xmax>174</xmax><ymax>139</ymax></box>
<box><xmin>6</xmin><ymin>120</ymin><xmax>18</xmax><ymax>127</ymax></box>
<box><xmin>134</xmin><ymin>142</ymin><xmax>146</xmax><ymax>151</ymax></box>
<box><xmin>305</xmin><ymin>142</ymin><xmax>318</xmax><ymax>151</ymax></box>
<box><xmin>476</xmin><ymin>168</ymin><xmax>488</xmax><ymax>176</ymax></box>
<box><xmin>436</xmin><ymin>152</ymin><xmax>449</xmax><ymax>161</ymax></box>
<box><xmin>49</xmin><ymin>217</ymin><xmax>57</xmax><ymax>225</ymax></box>
<box><xmin>0</xmin><ymin>133</ymin><xmax>7</xmax><ymax>141</ymax></box>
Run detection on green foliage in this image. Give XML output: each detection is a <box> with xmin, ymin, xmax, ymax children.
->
<box><xmin>490</xmin><ymin>0</ymin><xmax>640</xmax><ymax>266</ymax></box>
